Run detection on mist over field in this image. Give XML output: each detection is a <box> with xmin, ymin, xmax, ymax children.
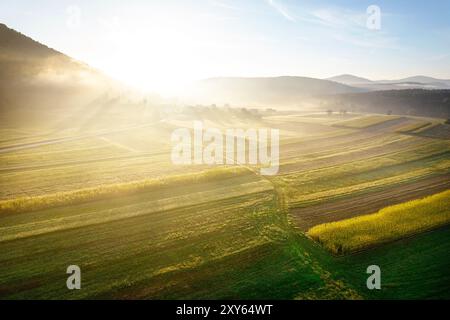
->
<box><xmin>0</xmin><ymin>0</ymin><xmax>449</xmax><ymax>302</ymax></box>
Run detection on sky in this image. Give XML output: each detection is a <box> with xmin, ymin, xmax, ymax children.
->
<box><xmin>1</xmin><ymin>0</ymin><xmax>449</xmax><ymax>94</ymax></box>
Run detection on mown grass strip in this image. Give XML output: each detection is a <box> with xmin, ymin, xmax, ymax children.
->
<box><xmin>335</xmin><ymin>115</ymin><xmax>400</xmax><ymax>129</ymax></box>
<box><xmin>395</xmin><ymin>121</ymin><xmax>431</xmax><ymax>133</ymax></box>
<box><xmin>0</xmin><ymin>166</ymin><xmax>251</xmax><ymax>214</ymax></box>
<box><xmin>308</xmin><ymin>190</ymin><xmax>450</xmax><ymax>254</ymax></box>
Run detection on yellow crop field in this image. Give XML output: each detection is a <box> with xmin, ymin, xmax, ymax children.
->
<box><xmin>308</xmin><ymin>190</ymin><xmax>450</xmax><ymax>254</ymax></box>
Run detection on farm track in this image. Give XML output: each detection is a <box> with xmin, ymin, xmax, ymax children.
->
<box><xmin>236</xmin><ymin>164</ymin><xmax>362</xmax><ymax>300</ymax></box>
<box><xmin>291</xmin><ymin>174</ymin><xmax>450</xmax><ymax>230</ymax></box>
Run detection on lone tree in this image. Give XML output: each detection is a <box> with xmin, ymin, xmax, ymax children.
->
<box><xmin>327</xmin><ymin>109</ymin><xmax>333</xmax><ymax>116</ymax></box>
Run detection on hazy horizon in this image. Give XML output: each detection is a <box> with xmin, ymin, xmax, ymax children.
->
<box><xmin>1</xmin><ymin>0</ymin><xmax>450</xmax><ymax>95</ymax></box>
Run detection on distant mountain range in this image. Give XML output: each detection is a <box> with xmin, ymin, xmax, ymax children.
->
<box><xmin>327</xmin><ymin>74</ymin><xmax>450</xmax><ymax>90</ymax></box>
<box><xmin>327</xmin><ymin>74</ymin><xmax>373</xmax><ymax>85</ymax></box>
<box><xmin>189</xmin><ymin>75</ymin><xmax>450</xmax><ymax>114</ymax></box>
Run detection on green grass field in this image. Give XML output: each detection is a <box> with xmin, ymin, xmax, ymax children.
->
<box><xmin>1</xmin><ymin>112</ymin><xmax>449</xmax><ymax>299</ymax></box>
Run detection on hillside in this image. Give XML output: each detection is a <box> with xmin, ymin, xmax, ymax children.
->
<box><xmin>0</xmin><ymin>23</ymin><xmax>115</xmax><ymax>127</ymax></box>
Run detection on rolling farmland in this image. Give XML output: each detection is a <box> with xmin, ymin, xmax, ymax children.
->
<box><xmin>0</xmin><ymin>112</ymin><xmax>449</xmax><ymax>299</ymax></box>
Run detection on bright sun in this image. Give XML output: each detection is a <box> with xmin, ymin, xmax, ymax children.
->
<box><xmin>94</xmin><ymin>13</ymin><xmax>217</xmax><ymax>96</ymax></box>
